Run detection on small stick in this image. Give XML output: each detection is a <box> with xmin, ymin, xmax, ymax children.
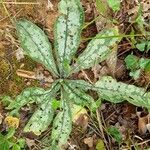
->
<box><xmin>0</xmin><ymin>2</ymin><xmax>40</xmax><ymax>5</ymax></box>
<box><xmin>16</xmin><ymin>69</ymin><xmax>36</xmax><ymax>79</ymax></box>
<box><xmin>96</xmin><ymin>109</ymin><xmax>110</xmax><ymax>150</ymax></box>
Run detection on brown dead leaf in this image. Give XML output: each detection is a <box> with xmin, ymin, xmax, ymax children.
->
<box><xmin>138</xmin><ymin>114</ymin><xmax>149</xmax><ymax>134</ymax></box>
<box><xmin>72</xmin><ymin>105</ymin><xmax>89</xmax><ymax>130</ymax></box>
<box><xmin>26</xmin><ymin>138</ymin><xmax>35</xmax><ymax>148</ymax></box>
<box><xmin>92</xmin><ymin>64</ymin><xmax>102</xmax><ymax>80</ymax></box>
<box><xmin>15</xmin><ymin>48</ymin><xmax>25</xmax><ymax>61</ymax></box>
<box><xmin>106</xmin><ymin>46</ymin><xmax>118</xmax><ymax>77</ymax></box>
<box><xmin>139</xmin><ymin>116</ymin><xmax>148</xmax><ymax>134</ymax></box>
<box><xmin>84</xmin><ymin>137</ymin><xmax>94</xmax><ymax>148</ymax></box>
<box><xmin>47</xmin><ymin>0</ymin><xmax>54</xmax><ymax>10</ymax></box>
<box><xmin>115</xmin><ymin>59</ymin><xmax>126</xmax><ymax>79</ymax></box>
<box><xmin>146</xmin><ymin>123</ymin><xmax>150</xmax><ymax>133</ymax></box>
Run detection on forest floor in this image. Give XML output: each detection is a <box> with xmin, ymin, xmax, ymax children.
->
<box><xmin>0</xmin><ymin>0</ymin><xmax>150</xmax><ymax>150</ymax></box>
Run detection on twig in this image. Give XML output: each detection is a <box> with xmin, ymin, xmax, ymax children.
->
<box><xmin>81</xmin><ymin>70</ymin><xmax>93</xmax><ymax>84</ymax></box>
<box><xmin>100</xmin><ymin>110</ymin><xmax>112</xmax><ymax>149</ymax></box>
<box><xmin>87</xmin><ymin>123</ymin><xmax>101</xmax><ymax>137</ymax></box>
<box><xmin>1</xmin><ymin>0</ymin><xmax>15</xmax><ymax>25</ymax></box>
<box><xmin>0</xmin><ymin>2</ymin><xmax>40</xmax><ymax>5</ymax></box>
<box><xmin>96</xmin><ymin>109</ymin><xmax>110</xmax><ymax>150</ymax></box>
<box><xmin>16</xmin><ymin>69</ymin><xmax>36</xmax><ymax>79</ymax></box>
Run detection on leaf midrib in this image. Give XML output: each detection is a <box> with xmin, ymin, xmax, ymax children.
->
<box><xmin>18</xmin><ymin>24</ymin><xmax>58</xmax><ymax>77</ymax></box>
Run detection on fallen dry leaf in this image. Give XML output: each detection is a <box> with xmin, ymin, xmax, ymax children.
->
<box><xmin>47</xmin><ymin>0</ymin><xmax>54</xmax><ymax>10</ymax></box>
<box><xmin>84</xmin><ymin>137</ymin><xmax>94</xmax><ymax>148</ymax></box>
<box><xmin>106</xmin><ymin>46</ymin><xmax>118</xmax><ymax>77</ymax></box>
<box><xmin>4</xmin><ymin>116</ymin><xmax>19</xmax><ymax>128</ymax></box>
<box><xmin>72</xmin><ymin>105</ymin><xmax>89</xmax><ymax>130</ymax></box>
<box><xmin>137</xmin><ymin>113</ymin><xmax>150</xmax><ymax>134</ymax></box>
<box><xmin>26</xmin><ymin>138</ymin><xmax>35</xmax><ymax>148</ymax></box>
<box><xmin>146</xmin><ymin>123</ymin><xmax>150</xmax><ymax>133</ymax></box>
<box><xmin>15</xmin><ymin>48</ymin><xmax>25</xmax><ymax>61</ymax></box>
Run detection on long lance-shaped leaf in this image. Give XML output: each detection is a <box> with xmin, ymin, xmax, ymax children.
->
<box><xmin>23</xmin><ymin>83</ymin><xmax>60</xmax><ymax>135</ymax></box>
<box><xmin>54</xmin><ymin>0</ymin><xmax>84</xmax><ymax>77</ymax></box>
<box><xmin>7</xmin><ymin>87</ymin><xmax>45</xmax><ymax>111</ymax></box>
<box><xmin>7</xmin><ymin>81</ymin><xmax>60</xmax><ymax>113</ymax></box>
<box><xmin>95</xmin><ymin>76</ymin><xmax>150</xmax><ymax>108</ymax></box>
<box><xmin>65</xmin><ymin>79</ymin><xmax>96</xmax><ymax>91</ymax></box>
<box><xmin>16</xmin><ymin>19</ymin><xmax>58</xmax><ymax>77</ymax></box>
<box><xmin>63</xmin><ymin>82</ymin><xmax>97</xmax><ymax>111</ymax></box>
<box><xmin>51</xmin><ymin>96</ymin><xmax>72</xmax><ymax>149</ymax></box>
<box><xmin>71</xmin><ymin>27</ymin><xmax>120</xmax><ymax>74</ymax></box>
<box><xmin>24</xmin><ymin>99</ymin><xmax>54</xmax><ymax>135</ymax></box>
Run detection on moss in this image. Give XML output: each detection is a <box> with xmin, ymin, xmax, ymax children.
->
<box><xmin>0</xmin><ymin>53</ymin><xmax>41</xmax><ymax>97</ymax></box>
<box><xmin>0</xmin><ymin>58</ymin><xmax>10</xmax><ymax>80</ymax></box>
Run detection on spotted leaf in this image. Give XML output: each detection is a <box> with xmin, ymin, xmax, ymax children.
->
<box><xmin>72</xmin><ymin>27</ymin><xmax>120</xmax><ymax>73</ymax></box>
<box><xmin>16</xmin><ymin>19</ymin><xmax>58</xmax><ymax>77</ymax></box>
<box><xmin>65</xmin><ymin>79</ymin><xmax>95</xmax><ymax>91</ymax></box>
<box><xmin>95</xmin><ymin>76</ymin><xmax>150</xmax><ymax>108</ymax></box>
<box><xmin>7</xmin><ymin>81</ymin><xmax>60</xmax><ymax>114</ymax></box>
<box><xmin>63</xmin><ymin>82</ymin><xmax>97</xmax><ymax>111</ymax></box>
<box><xmin>51</xmin><ymin>100</ymin><xmax>72</xmax><ymax>149</ymax></box>
<box><xmin>24</xmin><ymin>98</ymin><xmax>54</xmax><ymax>135</ymax></box>
<box><xmin>54</xmin><ymin>0</ymin><xmax>84</xmax><ymax>77</ymax></box>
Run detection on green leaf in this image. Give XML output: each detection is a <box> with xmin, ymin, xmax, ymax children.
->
<box><xmin>139</xmin><ymin>58</ymin><xmax>150</xmax><ymax>69</ymax></box>
<box><xmin>63</xmin><ymin>82</ymin><xmax>97</xmax><ymax>111</ymax></box>
<box><xmin>125</xmin><ymin>54</ymin><xmax>139</xmax><ymax>71</ymax></box>
<box><xmin>7</xmin><ymin>81</ymin><xmax>60</xmax><ymax>114</ymax></box>
<box><xmin>0</xmin><ymin>136</ymin><xmax>9</xmax><ymax>150</ymax></box>
<box><xmin>17</xmin><ymin>138</ymin><xmax>25</xmax><ymax>148</ymax></box>
<box><xmin>12</xmin><ymin>144</ymin><xmax>20</xmax><ymax>150</ymax></box>
<box><xmin>24</xmin><ymin>83</ymin><xmax>60</xmax><ymax>135</ymax></box>
<box><xmin>108</xmin><ymin>127</ymin><xmax>122</xmax><ymax>143</ymax></box>
<box><xmin>5</xmin><ymin>127</ymin><xmax>15</xmax><ymax>139</ymax></box>
<box><xmin>73</xmin><ymin>27</ymin><xmax>120</xmax><ymax>73</ymax></box>
<box><xmin>95</xmin><ymin>76</ymin><xmax>150</xmax><ymax>109</ymax></box>
<box><xmin>129</xmin><ymin>69</ymin><xmax>141</xmax><ymax>80</ymax></box>
<box><xmin>1</xmin><ymin>96</ymin><xmax>13</xmax><ymax>106</ymax></box>
<box><xmin>51</xmin><ymin>99</ymin><xmax>61</xmax><ymax>110</ymax></box>
<box><xmin>24</xmin><ymin>98</ymin><xmax>54</xmax><ymax>135</ymax></box>
<box><xmin>51</xmin><ymin>100</ymin><xmax>72</xmax><ymax>149</ymax></box>
<box><xmin>136</xmin><ymin>41</ymin><xmax>150</xmax><ymax>52</ymax></box>
<box><xmin>65</xmin><ymin>79</ymin><xmax>95</xmax><ymax>91</ymax></box>
<box><xmin>96</xmin><ymin>139</ymin><xmax>105</xmax><ymax>150</ymax></box>
<box><xmin>7</xmin><ymin>87</ymin><xmax>46</xmax><ymax>112</ymax></box>
<box><xmin>96</xmin><ymin>0</ymin><xmax>109</xmax><ymax>16</ymax></box>
<box><xmin>136</xmin><ymin>42</ymin><xmax>146</xmax><ymax>52</ymax></box>
<box><xmin>107</xmin><ymin>0</ymin><xmax>120</xmax><ymax>11</ymax></box>
<box><xmin>16</xmin><ymin>19</ymin><xmax>58</xmax><ymax>77</ymax></box>
<box><xmin>54</xmin><ymin>0</ymin><xmax>84</xmax><ymax>77</ymax></box>
<box><xmin>145</xmin><ymin>61</ymin><xmax>150</xmax><ymax>72</ymax></box>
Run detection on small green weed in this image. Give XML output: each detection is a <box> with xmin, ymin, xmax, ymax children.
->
<box><xmin>0</xmin><ymin>127</ymin><xmax>25</xmax><ymax>150</ymax></box>
<box><xmin>125</xmin><ymin>54</ymin><xmax>150</xmax><ymax>79</ymax></box>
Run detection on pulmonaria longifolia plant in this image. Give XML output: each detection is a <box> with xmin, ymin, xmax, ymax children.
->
<box><xmin>3</xmin><ymin>0</ymin><xmax>150</xmax><ymax>149</ymax></box>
